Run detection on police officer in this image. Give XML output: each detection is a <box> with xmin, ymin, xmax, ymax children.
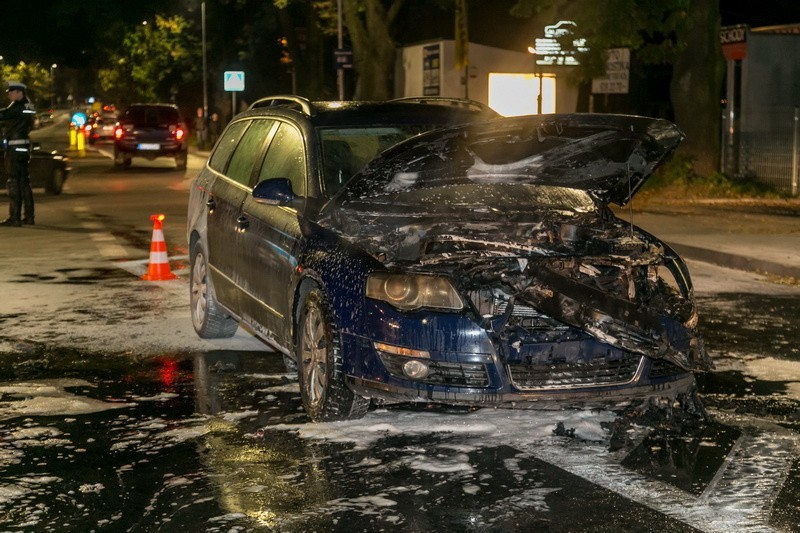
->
<box><xmin>0</xmin><ymin>81</ymin><xmax>36</xmax><ymax>226</ymax></box>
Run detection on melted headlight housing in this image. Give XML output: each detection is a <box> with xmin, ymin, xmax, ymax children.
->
<box><xmin>366</xmin><ymin>272</ymin><xmax>464</xmax><ymax>310</ymax></box>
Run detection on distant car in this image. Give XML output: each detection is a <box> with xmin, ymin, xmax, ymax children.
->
<box><xmin>0</xmin><ymin>143</ymin><xmax>70</xmax><ymax>195</ymax></box>
<box><xmin>87</xmin><ymin>112</ymin><xmax>118</xmax><ymax>144</ymax></box>
<box><xmin>187</xmin><ymin>95</ymin><xmax>710</xmax><ymax>423</ymax></box>
<box><xmin>113</xmin><ymin>103</ymin><xmax>188</xmax><ymax>170</ymax></box>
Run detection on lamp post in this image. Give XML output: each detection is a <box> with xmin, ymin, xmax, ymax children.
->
<box><xmin>337</xmin><ymin>0</ymin><xmax>344</xmax><ymax>100</ymax></box>
<box><xmin>202</xmin><ymin>2</ymin><xmax>208</xmax><ymax>119</ymax></box>
<box><xmin>50</xmin><ymin>64</ymin><xmax>57</xmax><ymax>109</ymax></box>
<box><xmin>526</xmin><ymin>47</ymin><xmax>543</xmax><ymax>115</ymax></box>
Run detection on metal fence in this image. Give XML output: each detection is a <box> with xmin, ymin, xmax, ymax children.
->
<box><xmin>732</xmin><ymin>106</ymin><xmax>800</xmax><ymax>196</ymax></box>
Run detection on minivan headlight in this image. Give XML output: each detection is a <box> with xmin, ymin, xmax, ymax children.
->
<box><xmin>366</xmin><ymin>272</ymin><xmax>464</xmax><ymax>311</ymax></box>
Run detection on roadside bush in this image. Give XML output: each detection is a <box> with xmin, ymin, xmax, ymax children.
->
<box><xmin>638</xmin><ymin>153</ymin><xmax>781</xmax><ymax>201</ymax></box>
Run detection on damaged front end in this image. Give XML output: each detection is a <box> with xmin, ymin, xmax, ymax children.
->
<box><xmin>321</xmin><ymin>113</ymin><xmax>710</xmax><ymax>406</ymax></box>
<box><xmin>409</xmin><ymin>214</ymin><xmax>710</xmax><ymax>396</ymax></box>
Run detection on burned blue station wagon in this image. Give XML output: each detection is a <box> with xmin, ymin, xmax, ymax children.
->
<box><xmin>187</xmin><ymin>96</ymin><xmax>710</xmax><ymax>422</ymax></box>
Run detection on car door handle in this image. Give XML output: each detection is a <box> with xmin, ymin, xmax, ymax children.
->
<box><xmin>236</xmin><ymin>216</ymin><xmax>250</xmax><ymax>232</ymax></box>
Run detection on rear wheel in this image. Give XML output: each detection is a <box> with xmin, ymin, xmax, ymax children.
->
<box><xmin>297</xmin><ymin>289</ymin><xmax>369</xmax><ymax>422</ymax></box>
<box><xmin>190</xmin><ymin>241</ymin><xmax>238</xmax><ymax>338</ymax></box>
<box><xmin>175</xmin><ymin>150</ymin><xmax>188</xmax><ymax>171</ymax></box>
<box><xmin>113</xmin><ymin>148</ymin><xmax>131</xmax><ymax>170</ymax></box>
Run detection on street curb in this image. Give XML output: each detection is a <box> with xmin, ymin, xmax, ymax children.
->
<box><xmin>669</xmin><ymin>242</ymin><xmax>800</xmax><ymax>280</ymax></box>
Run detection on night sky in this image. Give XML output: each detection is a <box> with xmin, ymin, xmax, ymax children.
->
<box><xmin>0</xmin><ymin>1</ymin><xmax>796</xmax><ymax>69</ymax></box>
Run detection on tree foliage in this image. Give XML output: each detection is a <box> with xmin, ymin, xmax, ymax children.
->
<box><xmin>0</xmin><ymin>62</ymin><xmax>52</xmax><ymax>108</ymax></box>
<box><xmin>98</xmin><ymin>15</ymin><xmax>201</xmax><ymax>105</ymax></box>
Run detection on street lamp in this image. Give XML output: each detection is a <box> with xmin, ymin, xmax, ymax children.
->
<box><xmin>526</xmin><ymin>47</ymin><xmax>543</xmax><ymax>115</ymax></box>
<box><xmin>50</xmin><ymin>64</ymin><xmax>57</xmax><ymax>109</ymax></box>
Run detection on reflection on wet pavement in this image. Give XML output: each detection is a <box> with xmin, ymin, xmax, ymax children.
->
<box><xmin>698</xmin><ymin>293</ymin><xmax>800</xmax><ymax>361</ymax></box>
<box><xmin>0</xmin><ymin>346</ymin><xmax>797</xmax><ymax>531</ymax></box>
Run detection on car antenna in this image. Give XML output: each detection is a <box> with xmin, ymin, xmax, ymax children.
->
<box><xmin>627</xmin><ymin>162</ymin><xmax>635</xmax><ymax>237</ymax></box>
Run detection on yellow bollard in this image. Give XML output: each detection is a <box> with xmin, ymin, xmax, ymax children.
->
<box><xmin>76</xmin><ymin>127</ymin><xmax>85</xmax><ymax>155</ymax></box>
<box><xmin>69</xmin><ymin>125</ymin><xmax>77</xmax><ymax>149</ymax></box>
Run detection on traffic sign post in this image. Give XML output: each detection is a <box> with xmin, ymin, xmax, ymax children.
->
<box><xmin>224</xmin><ymin>71</ymin><xmax>245</xmax><ymax>118</ymax></box>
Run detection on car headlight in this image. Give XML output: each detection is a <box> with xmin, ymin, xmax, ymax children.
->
<box><xmin>366</xmin><ymin>272</ymin><xmax>464</xmax><ymax>311</ymax></box>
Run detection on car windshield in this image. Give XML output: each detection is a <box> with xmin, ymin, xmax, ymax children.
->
<box><xmin>318</xmin><ymin>125</ymin><xmax>446</xmax><ymax>196</ymax></box>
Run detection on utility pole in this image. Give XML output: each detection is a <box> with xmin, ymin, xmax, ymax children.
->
<box><xmin>337</xmin><ymin>0</ymin><xmax>344</xmax><ymax>100</ymax></box>
<box><xmin>202</xmin><ymin>2</ymin><xmax>208</xmax><ymax>119</ymax></box>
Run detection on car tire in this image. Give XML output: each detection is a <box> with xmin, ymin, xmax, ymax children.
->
<box><xmin>297</xmin><ymin>288</ymin><xmax>369</xmax><ymax>422</ymax></box>
<box><xmin>175</xmin><ymin>151</ymin><xmax>188</xmax><ymax>171</ymax></box>
<box><xmin>113</xmin><ymin>148</ymin><xmax>127</xmax><ymax>170</ymax></box>
<box><xmin>45</xmin><ymin>167</ymin><xmax>65</xmax><ymax>195</ymax></box>
<box><xmin>190</xmin><ymin>242</ymin><xmax>239</xmax><ymax>338</ymax></box>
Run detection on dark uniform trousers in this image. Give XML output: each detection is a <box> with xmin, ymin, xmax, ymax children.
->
<box><xmin>5</xmin><ymin>144</ymin><xmax>33</xmax><ymax>222</ymax></box>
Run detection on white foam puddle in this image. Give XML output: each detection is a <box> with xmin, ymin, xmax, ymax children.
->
<box><xmin>267</xmin><ymin>407</ymin><xmax>799</xmax><ymax>532</ymax></box>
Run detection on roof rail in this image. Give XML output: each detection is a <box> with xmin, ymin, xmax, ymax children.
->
<box><xmin>388</xmin><ymin>96</ymin><xmax>494</xmax><ymax>114</ymax></box>
<box><xmin>249</xmin><ymin>95</ymin><xmax>315</xmax><ymax>116</ymax></box>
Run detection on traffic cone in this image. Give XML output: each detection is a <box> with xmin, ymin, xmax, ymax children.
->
<box><xmin>142</xmin><ymin>214</ymin><xmax>178</xmax><ymax>281</ymax></box>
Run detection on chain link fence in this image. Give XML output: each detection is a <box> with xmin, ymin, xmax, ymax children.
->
<box><xmin>732</xmin><ymin>106</ymin><xmax>800</xmax><ymax>196</ymax></box>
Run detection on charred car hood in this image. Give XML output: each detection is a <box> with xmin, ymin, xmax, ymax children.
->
<box><xmin>319</xmin><ymin>113</ymin><xmax>685</xmax><ymax>265</ymax></box>
<box><xmin>333</xmin><ymin>113</ymin><xmax>684</xmax><ymax>208</ymax></box>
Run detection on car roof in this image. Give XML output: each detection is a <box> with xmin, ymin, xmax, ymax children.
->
<box><xmin>241</xmin><ymin>95</ymin><xmax>500</xmax><ymax>127</ymax></box>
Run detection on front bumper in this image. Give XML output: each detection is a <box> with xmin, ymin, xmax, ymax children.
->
<box><xmin>347</xmin><ymin>357</ymin><xmax>696</xmax><ymax>407</ymax></box>
<box><xmin>340</xmin><ymin>313</ymin><xmax>698</xmax><ymax>408</ymax></box>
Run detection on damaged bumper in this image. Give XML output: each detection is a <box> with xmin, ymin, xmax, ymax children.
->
<box><xmin>340</xmin><ymin>291</ymin><xmax>701</xmax><ymax>407</ymax></box>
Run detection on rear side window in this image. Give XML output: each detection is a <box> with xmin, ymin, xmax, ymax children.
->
<box><xmin>208</xmin><ymin>121</ymin><xmax>249</xmax><ymax>173</ymax></box>
<box><xmin>225</xmin><ymin>119</ymin><xmax>275</xmax><ymax>186</ymax></box>
<box><xmin>256</xmin><ymin>123</ymin><xmax>307</xmax><ymax>195</ymax></box>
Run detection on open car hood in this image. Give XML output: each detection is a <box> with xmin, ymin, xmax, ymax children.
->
<box><xmin>335</xmin><ymin>113</ymin><xmax>684</xmax><ymax>207</ymax></box>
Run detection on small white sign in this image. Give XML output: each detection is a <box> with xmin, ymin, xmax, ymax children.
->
<box><xmin>591</xmin><ymin>48</ymin><xmax>630</xmax><ymax>94</ymax></box>
<box><xmin>224</xmin><ymin>71</ymin><xmax>245</xmax><ymax>92</ymax></box>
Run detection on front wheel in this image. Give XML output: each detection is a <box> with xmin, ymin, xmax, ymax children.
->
<box><xmin>297</xmin><ymin>289</ymin><xmax>369</xmax><ymax>422</ymax></box>
<box><xmin>190</xmin><ymin>241</ymin><xmax>238</xmax><ymax>338</ymax></box>
<box><xmin>45</xmin><ymin>167</ymin><xmax>65</xmax><ymax>195</ymax></box>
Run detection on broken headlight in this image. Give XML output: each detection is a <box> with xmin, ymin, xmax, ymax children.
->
<box><xmin>366</xmin><ymin>272</ymin><xmax>464</xmax><ymax>311</ymax></box>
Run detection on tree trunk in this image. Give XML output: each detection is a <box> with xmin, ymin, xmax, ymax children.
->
<box><xmin>343</xmin><ymin>0</ymin><xmax>403</xmax><ymax>100</ymax></box>
<box><xmin>670</xmin><ymin>0</ymin><xmax>725</xmax><ymax>176</ymax></box>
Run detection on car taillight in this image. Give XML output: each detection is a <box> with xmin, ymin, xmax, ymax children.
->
<box><xmin>114</xmin><ymin>126</ymin><xmax>124</xmax><ymax>140</ymax></box>
<box><xmin>173</xmin><ymin>127</ymin><xmax>185</xmax><ymax>141</ymax></box>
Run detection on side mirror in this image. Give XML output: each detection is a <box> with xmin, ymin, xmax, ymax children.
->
<box><xmin>252</xmin><ymin>178</ymin><xmax>297</xmax><ymax>205</ymax></box>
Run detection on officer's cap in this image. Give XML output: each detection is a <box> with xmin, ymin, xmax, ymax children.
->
<box><xmin>6</xmin><ymin>81</ymin><xmax>26</xmax><ymax>92</ymax></box>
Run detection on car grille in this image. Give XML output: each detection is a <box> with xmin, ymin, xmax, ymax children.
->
<box><xmin>469</xmin><ymin>290</ymin><xmax>570</xmax><ymax>332</ymax></box>
<box><xmin>648</xmin><ymin>358</ymin><xmax>687</xmax><ymax>378</ymax></box>
<box><xmin>507</xmin><ymin>355</ymin><xmax>643</xmax><ymax>390</ymax></box>
<box><xmin>379</xmin><ymin>355</ymin><xmax>490</xmax><ymax>388</ymax></box>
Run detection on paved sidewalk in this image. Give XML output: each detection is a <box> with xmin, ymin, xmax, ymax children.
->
<box><xmin>615</xmin><ymin>199</ymin><xmax>800</xmax><ymax>280</ymax></box>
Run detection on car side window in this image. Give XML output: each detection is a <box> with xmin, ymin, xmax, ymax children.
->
<box><xmin>208</xmin><ymin>121</ymin><xmax>250</xmax><ymax>174</ymax></box>
<box><xmin>224</xmin><ymin>119</ymin><xmax>275</xmax><ymax>186</ymax></box>
<box><xmin>255</xmin><ymin>123</ymin><xmax>307</xmax><ymax>196</ymax></box>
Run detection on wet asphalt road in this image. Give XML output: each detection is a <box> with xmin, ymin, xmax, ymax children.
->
<box><xmin>0</xmin><ymin>124</ymin><xmax>799</xmax><ymax>532</ymax></box>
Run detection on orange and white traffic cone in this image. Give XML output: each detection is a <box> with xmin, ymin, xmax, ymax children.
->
<box><xmin>142</xmin><ymin>214</ymin><xmax>178</xmax><ymax>281</ymax></box>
